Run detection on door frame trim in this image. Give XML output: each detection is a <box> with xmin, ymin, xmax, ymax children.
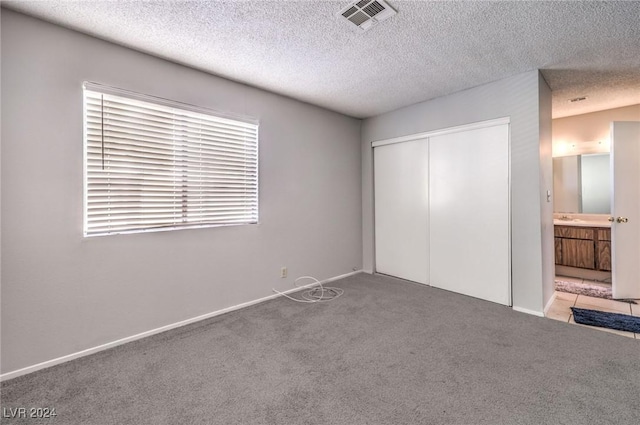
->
<box><xmin>371</xmin><ymin>117</ymin><xmax>511</xmax><ymax>148</ymax></box>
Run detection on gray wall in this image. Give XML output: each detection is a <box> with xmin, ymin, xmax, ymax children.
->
<box><xmin>362</xmin><ymin>70</ymin><xmax>552</xmax><ymax>314</ymax></box>
<box><xmin>1</xmin><ymin>10</ymin><xmax>363</xmax><ymax>374</ymax></box>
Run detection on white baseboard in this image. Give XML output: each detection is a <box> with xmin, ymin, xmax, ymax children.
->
<box><xmin>0</xmin><ymin>270</ymin><xmax>363</xmax><ymax>382</ymax></box>
<box><xmin>512</xmin><ymin>306</ymin><xmax>545</xmax><ymax>317</ymax></box>
<box><xmin>543</xmin><ymin>291</ymin><xmax>558</xmax><ymax>316</ymax></box>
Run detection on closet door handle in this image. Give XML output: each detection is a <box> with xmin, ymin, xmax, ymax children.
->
<box><xmin>616</xmin><ymin>217</ymin><xmax>629</xmax><ymax>223</ymax></box>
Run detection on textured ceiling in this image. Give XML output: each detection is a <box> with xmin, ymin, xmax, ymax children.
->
<box><xmin>3</xmin><ymin>1</ymin><xmax>640</xmax><ymax>119</ymax></box>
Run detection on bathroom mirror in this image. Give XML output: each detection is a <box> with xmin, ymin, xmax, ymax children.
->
<box><xmin>553</xmin><ymin>153</ymin><xmax>611</xmax><ymax>214</ymax></box>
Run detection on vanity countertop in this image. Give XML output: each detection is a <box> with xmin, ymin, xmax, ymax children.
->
<box><xmin>553</xmin><ymin>219</ymin><xmax>611</xmax><ymax>228</ymax></box>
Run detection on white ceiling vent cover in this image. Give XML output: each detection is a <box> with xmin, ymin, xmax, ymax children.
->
<box><xmin>339</xmin><ymin>0</ymin><xmax>397</xmax><ymax>32</ymax></box>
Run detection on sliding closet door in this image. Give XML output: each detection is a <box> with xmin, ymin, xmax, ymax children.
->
<box><xmin>374</xmin><ymin>139</ymin><xmax>429</xmax><ymax>284</ymax></box>
<box><xmin>429</xmin><ymin>124</ymin><xmax>510</xmax><ymax>305</ymax></box>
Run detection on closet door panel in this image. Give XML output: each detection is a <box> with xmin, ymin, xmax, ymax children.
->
<box><xmin>429</xmin><ymin>124</ymin><xmax>510</xmax><ymax>305</ymax></box>
<box><xmin>374</xmin><ymin>139</ymin><xmax>429</xmax><ymax>284</ymax></box>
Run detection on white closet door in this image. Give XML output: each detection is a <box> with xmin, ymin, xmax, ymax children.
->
<box><xmin>429</xmin><ymin>124</ymin><xmax>510</xmax><ymax>305</ymax></box>
<box><xmin>374</xmin><ymin>139</ymin><xmax>429</xmax><ymax>284</ymax></box>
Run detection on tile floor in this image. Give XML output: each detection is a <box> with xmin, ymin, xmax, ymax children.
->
<box><xmin>547</xmin><ymin>276</ymin><xmax>639</xmax><ymax>339</ymax></box>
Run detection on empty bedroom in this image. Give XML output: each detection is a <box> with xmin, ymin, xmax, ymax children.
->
<box><xmin>1</xmin><ymin>1</ymin><xmax>639</xmax><ymax>424</ymax></box>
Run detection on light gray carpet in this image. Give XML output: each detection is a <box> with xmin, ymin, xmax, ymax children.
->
<box><xmin>2</xmin><ymin>273</ymin><xmax>639</xmax><ymax>425</ymax></box>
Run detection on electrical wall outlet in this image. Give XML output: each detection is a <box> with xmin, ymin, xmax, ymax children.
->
<box><xmin>280</xmin><ymin>267</ymin><xmax>287</xmax><ymax>278</ymax></box>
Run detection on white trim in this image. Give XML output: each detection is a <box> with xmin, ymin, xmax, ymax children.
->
<box><xmin>543</xmin><ymin>291</ymin><xmax>558</xmax><ymax>315</ymax></box>
<box><xmin>0</xmin><ymin>270</ymin><xmax>362</xmax><ymax>382</ymax></box>
<box><xmin>506</xmin><ymin>123</ymin><xmax>513</xmax><ymax>307</ymax></box>
<box><xmin>512</xmin><ymin>306</ymin><xmax>545</xmax><ymax>317</ymax></box>
<box><xmin>371</xmin><ymin>117</ymin><xmax>511</xmax><ymax>147</ymax></box>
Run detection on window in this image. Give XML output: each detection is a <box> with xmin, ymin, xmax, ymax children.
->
<box><xmin>83</xmin><ymin>83</ymin><xmax>259</xmax><ymax>236</ymax></box>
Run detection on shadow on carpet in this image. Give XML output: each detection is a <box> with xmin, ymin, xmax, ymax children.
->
<box><xmin>555</xmin><ymin>279</ymin><xmax>637</xmax><ymax>304</ymax></box>
<box><xmin>571</xmin><ymin>307</ymin><xmax>640</xmax><ymax>333</ymax></box>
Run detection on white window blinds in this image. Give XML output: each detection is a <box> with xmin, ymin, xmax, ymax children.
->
<box><xmin>83</xmin><ymin>83</ymin><xmax>259</xmax><ymax>237</ymax></box>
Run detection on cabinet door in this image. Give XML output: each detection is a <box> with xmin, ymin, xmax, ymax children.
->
<box><xmin>561</xmin><ymin>239</ymin><xmax>595</xmax><ymax>269</ymax></box>
<box><xmin>554</xmin><ymin>237</ymin><xmax>563</xmax><ymax>265</ymax></box>
<box><xmin>596</xmin><ymin>228</ymin><xmax>611</xmax><ymax>271</ymax></box>
<box><xmin>429</xmin><ymin>124</ymin><xmax>510</xmax><ymax>306</ymax></box>
<box><xmin>374</xmin><ymin>139</ymin><xmax>429</xmax><ymax>284</ymax></box>
<box><xmin>597</xmin><ymin>241</ymin><xmax>612</xmax><ymax>271</ymax></box>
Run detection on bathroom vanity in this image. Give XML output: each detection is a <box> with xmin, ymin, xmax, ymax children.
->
<box><xmin>554</xmin><ymin>221</ymin><xmax>611</xmax><ymax>272</ymax></box>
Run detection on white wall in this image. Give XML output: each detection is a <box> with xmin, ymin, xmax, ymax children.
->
<box><xmin>0</xmin><ymin>10</ymin><xmax>363</xmax><ymax>374</ymax></box>
<box><xmin>553</xmin><ymin>104</ymin><xmax>640</xmax><ymax>150</ymax></box>
<box><xmin>362</xmin><ymin>70</ymin><xmax>553</xmax><ymax>314</ymax></box>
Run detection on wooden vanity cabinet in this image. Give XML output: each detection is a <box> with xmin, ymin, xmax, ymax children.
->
<box><xmin>555</xmin><ymin>227</ymin><xmax>595</xmax><ymax>269</ymax></box>
<box><xmin>554</xmin><ymin>225</ymin><xmax>611</xmax><ymax>271</ymax></box>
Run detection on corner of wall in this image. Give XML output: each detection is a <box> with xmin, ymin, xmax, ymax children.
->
<box><xmin>361</xmin><ymin>122</ymin><xmax>375</xmax><ymax>275</ymax></box>
<box><xmin>538</xmin><ymin>72</ymin><xmax>555</xmax><ymax>308</ymax></box>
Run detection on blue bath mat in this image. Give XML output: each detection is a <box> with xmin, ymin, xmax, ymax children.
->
<box><xmin>571</xmin><ymin>307</ymin><xmax>640</xmax><ymax>333</ymax></box>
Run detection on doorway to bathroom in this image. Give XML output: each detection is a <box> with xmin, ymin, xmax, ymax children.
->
<box><xmin>547</xmin><ymin>105</ymin><xmax>640</xmax><ymax>337</ymax></box>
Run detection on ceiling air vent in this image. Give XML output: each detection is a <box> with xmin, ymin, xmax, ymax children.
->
<box><xmin>339</xmin><ymin>0</ymin><xmax>397</xmax><ymax>32</ymax></box>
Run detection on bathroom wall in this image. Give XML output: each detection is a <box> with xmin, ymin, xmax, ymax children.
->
<box><xmin>553</xmin><ymin>104</ymin><xmax>640</xmax><ymax>156</ymax></box>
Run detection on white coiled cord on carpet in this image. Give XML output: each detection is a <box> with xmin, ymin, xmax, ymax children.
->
<box><xmin>272</xmin><ymin>276</ymin><xmax>344</xmax><ymax>303</ymax></box>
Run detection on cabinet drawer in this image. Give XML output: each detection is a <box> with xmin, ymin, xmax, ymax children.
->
<box><xmin>554</xmin><ymin>226</ymin><xmax>594</xmax><ymax>240</ymax></box>
<box><xmin>597</xmin><ymin>229</ymin><xmax>611</xmax><ymax>241</ymax></box>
